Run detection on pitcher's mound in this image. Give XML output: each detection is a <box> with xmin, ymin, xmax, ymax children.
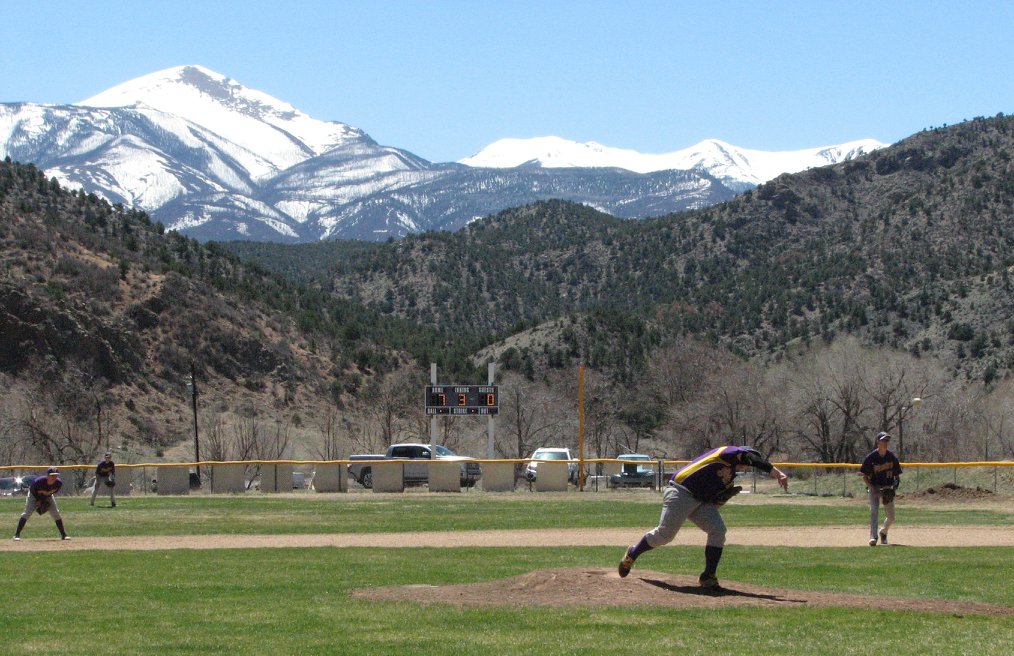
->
<box><xmin>352</xmin><ymin>567</ymin><xmax>1012</xmax><ymax>616</ymax></box>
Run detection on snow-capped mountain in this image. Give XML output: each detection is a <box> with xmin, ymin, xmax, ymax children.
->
<box><xmin>0</xmin><ymin>65</ymin><xmax>879</xmax><ymax>242</ymax></box>
<box><xmin>460</xmin><ymin>136</ymin><xmax>886</xmax><ymax>190</ymax></box>
<box><xmin>78</xmin><ymin>65</ymin><xmax>360</xmax><ymax>180</ymax></box>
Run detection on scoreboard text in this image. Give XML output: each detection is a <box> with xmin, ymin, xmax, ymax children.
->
<box><xmin>425</xmin><ymin>385</ymin><xmax>499</xmax><ymax>415</ymax></box>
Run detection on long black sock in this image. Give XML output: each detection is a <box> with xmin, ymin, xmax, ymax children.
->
<box><xmin>628</xmin><ymin>535</ymin><xmax>653</xmax><ymax>559</ymax></box>
<box><xmin>55</xmin><ymin>519</ymin><xmax>67</xmax><ymax>538</ymax></box>
<box><xmin>15</xmin><ymin>517</ymin><xmax>27</xmax><ymax>537</ymax></box>
<box><xmin>703</xmin><ymin>545</ymin><xmax>723</xmax><ymax>576</ymax></box>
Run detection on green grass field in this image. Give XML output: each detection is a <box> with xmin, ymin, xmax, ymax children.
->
<box><xmin>2</xmin><ymin>493</ymin><xmax>1011</xmax><ymax>655</ymax></box>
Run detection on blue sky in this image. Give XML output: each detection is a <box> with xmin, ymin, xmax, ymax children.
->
<box><xmin>3</xmin><ymin>1</ymin><xmax>1011</xmax><ymax>163</ymax></box>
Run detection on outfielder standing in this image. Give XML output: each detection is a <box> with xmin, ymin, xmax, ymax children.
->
<box><xmin>90</xmin><ymin>451</ymin><xmax>117</xmax><ymax>507</ymax></box>
<box><xmin>617</xmin><ymin>446</ymin><xmax>789</xmax><ymax>588</ymax></box>
<box><xmin>13</xmin><ymin>467</ymin><xmax>70</xmax><ymax>541</ymax></box>
<box><xmin>860</xmin><ymin>431</ymin><xmax>902</xmax><ymax>546</ymax></box>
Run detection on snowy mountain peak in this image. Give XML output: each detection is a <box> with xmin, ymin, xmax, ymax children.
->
<box><xmin>460</xmin><ymin>135</ymin><xmax>887</xmax><ymax>187</ymax></box>
<box><xmin>77</xmin><ymin>65</ymin><xmax>361</xmax><ymax>169</ymax></box>
<box><xmin>81</xmin><ymin>65</ymin><xmax>293</xmax><ymax>121</ymax></box>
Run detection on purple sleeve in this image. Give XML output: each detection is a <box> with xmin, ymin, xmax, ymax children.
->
<box><xmin>725</xmin><ymin>446</ymin><xmax>774</xmax><ymax>473</ymax></box>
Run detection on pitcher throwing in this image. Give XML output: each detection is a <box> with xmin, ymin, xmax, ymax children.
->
<box><xmin>618</xmin><ymin>446</ymin><xmax>789</xmax><ymax>588</ymax></box>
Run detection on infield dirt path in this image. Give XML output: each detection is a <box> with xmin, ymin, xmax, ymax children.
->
<box><xmin>4</xmin><ymin>524</ymin><xmax>1013</xmax><ymax>551</ymax></box>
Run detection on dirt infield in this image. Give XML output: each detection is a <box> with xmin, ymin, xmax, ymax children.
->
<box><xmin>4</xmin><ymin>524</ymin><xmax>1013</xmax><ymax>551</ymax></box>
<box><xmin>353</xmin><ymin>567</ymin><xmax>1014</xmax><ymax>617</ymax></box>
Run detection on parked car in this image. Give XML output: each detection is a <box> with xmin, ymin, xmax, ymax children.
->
<box><xmin>608</xmin><ymin>454</ymin><xmax>657</xmax><ymax>489</ymax></box>
<box><xmin>524</xmin><ymin>447</ymin><xmax>579</xmax><ymax>484</ymax></box>
<box><xmin>16</xmin><ymin>475</ymin><xmax>37</xmax><ymax>490</ymax></box>
<box><xmin>348</xmin><ymin>443</ymin><xmax>482</xmax><ymax>489</ymax></box>
<box><xmin>0</xmin><ymin>476</ymin><xmax>25</xmax><ymax>496</ymax></box>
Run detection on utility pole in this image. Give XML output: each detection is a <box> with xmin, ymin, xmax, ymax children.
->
<box><xmin>188</xmin><ymin>363</ymin><xmax>201</xmax><ymax>482</ymax></box>
<box><xmin>96</xmin><ymin>397</ymin><xmax>105</xmax><ymax>453</ymax></box>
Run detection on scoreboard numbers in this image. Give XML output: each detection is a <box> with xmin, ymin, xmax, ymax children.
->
<box><xmin>425</xmin><ymin>385</ymin><xmax>499</xmax><ymax>415</ymax></box>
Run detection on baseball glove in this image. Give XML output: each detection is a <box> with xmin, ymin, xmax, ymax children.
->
<box><xmin>881</xmin><ymin>487</ymin><xmax>896</xmax><ymax>505</ymax></box>
<box><xmin>714</xmin><ymin>485</ymin><xmax>742</xmax><ymax>506</ymax></box>
<box><xmin>104</xmin><ymin>477</ymin><xmax>116</xmax><ymax>488</ymax></box>
<box><xmin>35</xmin><ymin>498</ymin><xmax>51</xmax><ymax>515</ymax></box>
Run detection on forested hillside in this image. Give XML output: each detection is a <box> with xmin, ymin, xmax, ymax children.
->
<box><xmin>4</xmin><ymin>115</ymin><xmax>1014</xmax><ymax>471</ymax></box>
<box><xmin>0</xmin><ymin>159</ymin><xmax>488</xmax><ymax>471</ymax></box>
<box><xmin>230</xmin><ymin>115</ymin><xmax>1014</xmax><ymax>384</ymax></box>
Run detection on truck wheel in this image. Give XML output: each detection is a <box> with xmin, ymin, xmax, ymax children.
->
<box><xmin>361</xmin><ymin>468</ymin><xmax>373</xmax><ymax>489</ymax></box>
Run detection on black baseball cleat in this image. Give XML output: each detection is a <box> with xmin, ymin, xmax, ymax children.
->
<box><xmin>880</xmin><ymin>531</ymin><xmax>888</xmax><ymax>545</ymax></box>
<box><xmin>698</xmin><ymin>573</ymin><xmax>721</xmax><ymax>589</ymax></box>
<box><xmin>618</xmin><ymin>554</ymin><xmax>635</xmax><ymax>578</ymax></box>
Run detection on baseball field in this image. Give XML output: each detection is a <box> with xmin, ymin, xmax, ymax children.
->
<box><xmin>2</xmin><ymin>488</ymin><xmax>1012</xmax><ymax>655</ymax></box>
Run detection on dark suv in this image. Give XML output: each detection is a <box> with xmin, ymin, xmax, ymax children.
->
<box><xmin>608</xmin><ymin>454</ymin><xmax>657</xmax><ymax>488</ymax></box>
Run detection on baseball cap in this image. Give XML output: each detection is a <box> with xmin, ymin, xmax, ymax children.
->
<box><xmin>46</xmin><ymin>467</ymin><xmax>59</xmax><ymax>475</ymax></box>
<box><xmin>876</xmin><ymin>432</ymin><xmax>891</xmax><ymax>442</ymax></box>
<box><xmin>104</xmin><ymin>452</ymin><xmax>112</xmax><ymax>457</ymax></box>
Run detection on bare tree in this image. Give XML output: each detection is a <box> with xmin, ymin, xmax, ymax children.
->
<box><xmin>648</xmin><ymin>337</ymin><xmax>745</xmax><ymax>457</ymax></box>
<box><xmin>987</xmin><ymin>380</ymin><xmax>1014</xmax><ymax>459</ymax></box>
<box><xmin>859</xmin><ymin>349</ymin><xmax>936</xmax><ymax>460</ymax></box>
<box><xmin>314</xmin><ymin>408</ymin><xmax>349</xmax><ymax>460</ymax></box>
<box><xmin>495</xmin><ymin>374</ymin><xmax>566</xmax><ymax>478</ymax></box>
<box><xmin>700</xmin><ymin>361</ymin><xmax>783</xmax><ymax>458</ymax></box>
<box><xmin>362</xmin><ymin>368</ymin><xmax>424</xmax><ymax>447</ymax></box>
<box><xmin>580</xmin><ymin>368</ymin><xmax>621</xmax><ymax>469</ymax></box>
<box><xmin>202</xmin><ymin>415</ymin><xmax>231</xmax><ymax>462</ymax></box>
<box><xmin>787</xmin><ymin>340</ymin><xmax>870</xmax><ymax>462</ymax></box>
<box><xmin>12</xmin><ymin>391</ymin><xmax>102</xmax><ymax>490</ymax></box>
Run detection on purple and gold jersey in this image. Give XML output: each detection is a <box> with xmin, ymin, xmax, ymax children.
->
<box><xmin>96</xmin><ymin>460</ymin><xmax>115</xmax><ymax>477</ymax></box>
<box><xmin>670</xmin><ymin>446</ymin><xmax>774</xmax><ymax>503</ymax></box>
<box><xmin>29</xmin><ymin>475</ymin><xmax>62</xmax><ymax>499</ymax></box>
<box><xmin>860</xmin><ymin>449</ymin><xmax>901</xmax><ymax>487</ymax></box>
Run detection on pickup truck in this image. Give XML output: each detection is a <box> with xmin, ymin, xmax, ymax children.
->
<box><xmin>348</xmin><ymin>443</ymin><xmax>482</xmax><ymax>489</ymax></box>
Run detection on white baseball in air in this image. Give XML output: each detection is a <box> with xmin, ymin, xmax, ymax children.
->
<box><xmin>912</xmin><ymin>397</ymin><xmax>922</xmax><ymax>407</ymax></box>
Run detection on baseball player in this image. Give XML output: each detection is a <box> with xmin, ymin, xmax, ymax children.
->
<box><xmin>618</xmin><ymin>446</ymin><xmax>789</xmax><ymax>588</ymax></box>
<box><xmin>13</xmin><ymin>467</ymin><xmax>70</xmax><ymax>541</ymax></box>
<box><xmin>860</xmin><ymin>431</ymin><xmax>902</xmax><ymax>546</ymax></box>
<box><xmin>90</xmin><ymin>451</ymin><xmax>117</xmax><ymax>507</ymax></box>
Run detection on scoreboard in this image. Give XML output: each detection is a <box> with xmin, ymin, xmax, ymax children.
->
<box><xmin>425</xmin><ymin>385</ymin><xmax>499</xmax><ymax>415</ymax></box>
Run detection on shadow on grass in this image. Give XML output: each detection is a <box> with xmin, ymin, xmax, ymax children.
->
<box><xmin>642</xmin><ymin>577</ymin><xmax>807</xmax><ymax>603</ymax></box>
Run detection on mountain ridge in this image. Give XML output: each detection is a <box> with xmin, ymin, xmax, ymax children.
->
<box><xmin>3</xmin><ymin>65</ymin><xmax>878</xmax><ymax>242</ymax></box>
<box><xmin>228</xmin><ymin>115</ymin><xmax>1014</xmax><ymax>383</ymax></box>
<box><xmin>459</xmin><ymin>135</ymin><xmax>886</xmax><ymax>190</ymax></box>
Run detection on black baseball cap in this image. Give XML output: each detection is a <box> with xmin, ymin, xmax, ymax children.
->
<box><xmin>46</xmin><ymin>467</ymin><xmax>59</xmax><ymax>475</ymax></box>
<box><xmin>876</xmin><ymin>432</ymin><xmax>891</xmax><ymax>442</ymax></box>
